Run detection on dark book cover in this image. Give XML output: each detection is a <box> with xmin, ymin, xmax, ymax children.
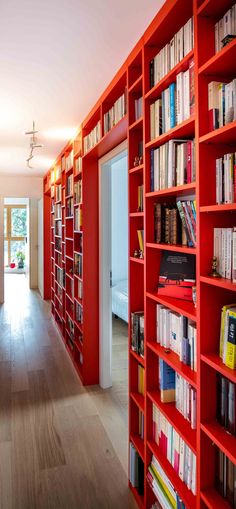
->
<box><xmin>228</xmin><ymin>381</ymin><xmax>236</xmax><ymax>435</ymax></box>
<box><xmin>137</xmin><ymin>456</ymin><xmax>144</xmax><ymax>495</ymax></box>
<box><xmin>227</xmin><ymin>457</ymin><xmax>234</xmax><ymax>506</ymax></box>
<box><xmin>158</xmin><ymin>251</ymin><xmax>196</xmax><ymax>301</ymax></box>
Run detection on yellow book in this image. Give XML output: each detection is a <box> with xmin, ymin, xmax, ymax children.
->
<box><xmin>137</xmin><ymin>230</ymin><xmax>144</xmax><ymax>252</ymax></box>
<box><xmin>150</xmin><ymin>464</ymin><xmax>176</xmax><ymax>508</ymax></box>
<box><xmin>225</xmin><ymin>310</ymin><xmax>236</xmax><ymax>369</ymax></box>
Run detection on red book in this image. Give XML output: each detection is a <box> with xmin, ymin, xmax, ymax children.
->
<box><xmin>189</xmin><ymin>58</ymin><xmax>195</xmax><ymax>116</ymax></box>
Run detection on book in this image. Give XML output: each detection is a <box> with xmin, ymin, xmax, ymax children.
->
<box><xmin>158</xmin><ymin>251</ymin><xmax>196</xmax><ymax>301</ymax></box>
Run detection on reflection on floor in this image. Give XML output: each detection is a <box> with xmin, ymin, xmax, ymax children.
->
<box><xmin>0</xmin><ymin>274</ymin><xmax>136</xmax><ymax>509</ymax></box>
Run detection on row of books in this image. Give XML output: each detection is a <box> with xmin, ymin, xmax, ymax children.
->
<box><xmin>78</xmin><ymin>280</ymin><xmax>83</xmax><ymax>300</ymax></box>
<box><xmin>150</xmin><ymin>59</ymin><xmax>194</xmax><ymax>139</ymax></box>
<box><xmin>150</xmin><ymin>139</ymin><xmax>195</xmax><ymax>192</ymax></box>
<box><xmin>159</xmin><ymin>360</ymin><xmax>197</xmax><ymax>429</ymax></box>
<box><xmin>56</xmin><ymin>266</ymin><xmax>64</xmax><ymax>288</ymax></box>
<box><xmin>217</xmin><ymin>374</ymin><xmax>236</xmax><ymax>436</ymax></box>
<box><xmin>67</xmin><ymin>277</ymin><xmax>74</xmax><ymax>299</ymax></box>
<box><xmin>208</xmin><ymin>79</ymin><xmax>236</xmax><ymax>130</ymax></box>
<box><xmin>55</xmin><ymin>220</ymin><xmax>62</xmax><ymax>237</ymax></box>
<box><xmin>74</xmin><ymin>253</ymin><xmax>82</xmax><ymax>278</ymax></box>
<box><xmin>129</xmin><ymin>443</ymin><xmax>144</xmax><ymax>495</ymax></box>
<box><xmin>74</xmin><ymin>180</ymin><xmax>82</xmax><ymax>205</ymax></box>
<box><xmin>219</xmin><ymin>304</ymin><xmax>236</xmax><ymax>371</ymax></box>
<box><xmin>156</xmin><ymin>304</ymin><xmax>197</xmax><ymax>372</ymax></box>
<box><xmin>104</xmin><ymin>91</ymin><xmax>127</xmax><ymax>135</ymax></box>
<box><xmin>55</xmin><ymin>184</ymin><xmax>62</xmax><ymax>202</ymax></box>
<box><xmin>84</xmin><ymin>120</ymin><xmax>101</xmax><ymax>154</ymax></box>
<box><xmin>147</xmin><ymin>455</ymin><xmax>187</xmax><ymax>509</ymax></box>
<box><xmin>66</xmin><ymin>174</ymin><xmax>73</xmax><ymax>197</ymax></box>
<box><xmin>67</xmin><ymin>315</ymin><xmax>74</xmax><ymax>339</ymax></box>
<box><xmin>138</xmin><ymin>409</ymin><xmax>144</xmax><ymax>440</ymax></box>
<box><xmin>55</xmin><ymin>204</ymin><xmax>62</xmax><ymax>219</ymax></box>
<box><xmin>66</xmin><ymin>198</ymin><xmax>73</xmax><ymax>218</ymax></box>
<box><xmin>75</xmin><ymin>301</ymin><xmax>83</xmax><ymax>324</ymax></box>
<box><xmin>216</xmin><ymin>449</ymin><xmax>236</xmax><ymax>508</ymax></box>
<box><xmin>138</xmin><ymin>365</ymin><xmax>145</xmax><ymax>396</ymax></box>
<box><xmin>152</xmin><ymin>404</ymin><xmax>196</xmax><ymax>495</ymax></box>
<box><xmin>214</xmin><ymin>4</ymin><xmax>236</xmax><ymax>53</ymax></box>
<box><xmin>137</xmin><ymin>184</ymin><xmax>143</xmax><ymax>212</ymax></box>
<box><xmin>131</xmin><ymin>311</ymin><xmax>144</xmax><ymax>358</ymax></box>
<box><xmin>75</xmin><ymin>156</ymin><xmax>82</xmax><ymax>175</ymax></box>
<box><xmin>65</xmin><ymin>150</ymin><xmax>74</xmax><ymax>172</ymax></box>
<box><xmin>55</xmin><ymin>237</ymin><xmax>62</xmax><ymax>252</ymax></box>
<box><xmin>149</xmin><ymin>17</ymin><xmax>194</xmax><ymax>88</ymax></box>
<box><xmin>216</xmin><ymin>153</ymin><xmax>236</xmax><ymax>205</ymax></box>
<box><xmin>74</xmin><ymin>207</ymin><xmax>82</xmax><ymax>231</ymax></box>
<box><xmin>154</xmin><ymin>201</ymin><xmax>196</xmax><ymax>247</ymax></box>
<box><xmin>214</xmin><ymin>228</ymin><xmax>236</xmax><ymax>283</ymax></box>
<box><xmin>134</xmin><ymin>96</ymin><xmax>143</xmax><ymax>122</ymax></box>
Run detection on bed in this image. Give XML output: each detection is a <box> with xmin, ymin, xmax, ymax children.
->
<box><xmin>112</xmin><ymin>279</ymin><xmax>128</xmax><ymax>323</ymax></box>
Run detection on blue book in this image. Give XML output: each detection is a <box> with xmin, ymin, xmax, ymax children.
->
<box><xmin>159</xmin><ymin>359</ymin><xmax>175</xmax><ymax>402</ymax></box>
<box><xmin>169</xmin><ymin>83</ymin><xmax>176</xmax><ymax>129</ymax></box>
<box><xmin>161</xmin><ymin>90</ymin><xmax>165</xmax><ymax>133</ymax></box>
<box><xmin>150</xmin><ymin>149</ymin><xmax>154</xmax><ymax>192</ymax></box>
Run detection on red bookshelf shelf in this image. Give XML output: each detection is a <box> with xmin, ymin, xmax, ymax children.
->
<box><xmin>147</xmin><ymin>440</ymin><xmax>197</xmax><ymax>509</ymax></box>
<box><xmin>130</xmin><ymin>433</ymin><xmax>145</xmax><ymax>461</ymax></box>
<box><xmin>201</xmin><ymin>421</ymin><xmax>236</xmax><ymax>466</ymax></box>
<box><xmin>129</xmin><ymin>164</ymin><xmax>143</xmax><ymax>174</ymax></box>
<box><xmin>146</xmin><ymin>242</ymin><xmax>197</xmax><ymax>255</ymax></box>
<box><xmin>74</xmin><ymin>320</ymin><xmax>83</xmax><ymax>333</ymax></box>
<box><xmin>145</xmin><ymin>116</ymin><xmax>195</xmax><ymax>150</ymax></box>
<box><xmin>129</xmin><ymin>117</ymin><xmax>143</xmax><ymax>131</ymax></box>
<box><xmin>198</xmin><ymin>38</ymin><xmax>236</xmax><ymax>76</ymax></box>
<box><xmin>130</xmin><ymin>391</ymin><xmax>145</xmax><ymax>413</ymax></box>
<box><xmin>199</xmin><ymin>121</ymin><xmax>236</xmax><ymax>145</ymax></box>
<box><xmin>74</xmin><ymin>296</ymin><xmax>83</xmax><ymax>306</ymax></box>
<box><xmin>201</xmin><ymin>488</ymin><xmax>232</xmax><ymax>509</ymax></box>
<box><xmin>130</xmin><ymin>257</ymin><xmax>145</xmax><ymax>265</ymax></box>
<box><xmin>130</xmin><ymin>349</ymin><xmax>145</xmax><ymax>367</ymax></box>
<box><xmin>198</xmin><ymin>0</ymin><xmax>234</xmax><ymax>18</ymax></box>
<box><xmin>129</xmin><ymin>212</ymin><xmax>144</xmax><ymax>218</ymax></box>
<box><xmin>128</xmin><ymin>75</ymin><xmax>143</xmax><ymax>93</ymax></box>
<box><xmin>201</xmin><ymin>353</ymin><xmax>236</xmax><ymax>384</ymax></box>
<box><xmin>200</xmin><ymin>275</ymin><xmax>236</xmax><ymax>291</ymax></box>
<box><xmin>66</xmin><ymin>292</ymin><xmax>74</xmax><ymax>304</ymax></box>
<box><xmin>146</xmin><ymin>182</ymin><xmax>196</xmax><ymax>198</ymax></box>
<box><xmin>145</xmin><ymin>49</ymin><xmax>194</xmax><ymax>101</ymax></box>
<box><xmin>146</xmin><ymin>291</ymin><xmax>196</xmax><ymax>321</ymax></box>
<box><xmin>148</xmin><ymin>391</ymin><xmax>197</xmax><ymax>453</ymax></box>
<box><xmin>200</xmin><ymin>203</ymin><xmax>236</xmax><ymax>212</ymax></box>
<box><xmin>147</xmin><ymin>341</ymin><xmax>197</xmax><ymax>388</ymax></box>
<box><xmin>129</xmin><ymin>484</ymin><xmax>144</xmax><ymax>509</ymax></box>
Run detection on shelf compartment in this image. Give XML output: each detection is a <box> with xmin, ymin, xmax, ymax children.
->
<box><xmin>147</xmin><ymin>440</ymin><xmax>196</xmax><ymax>509</ymax></box>
<box><xmin>129</xmin><ymin>483</ymin><xmax>144</xmax><ymax>509</ymax></box>
<box><xmin>199</xmin><ymin>121</ymin><xmax>236</xmax><ymax>145</ymax></box>
<box><xmin>148</xmin><ymin>391</ymin><xmax>196</xmax><ymax>453</ymax></box>
<box><xmin>130</xmin><ymin>349</ymin><xmax>145</xmax><ymax>367</ymax></box>
<box><xmin>129</xmin><ymin>117</ymin><xmax>143</xmax><ymax>132</ymax></box>
<box><xmin>147</xmin><ymin>341</ymin><xmax>197</xmax><ymax>389</ymax></box>
<box><xmin>200</xmin><ymin>275</ymin><xmax>236</xmax><ymax>292</ymax></box>
<box><xmin>130</xmin><ymin>433</ymin><xmax>145</xmax><ymax>461</ymax></box>
<box><xmin>198</xmin><ymin>0</ymin><xmax>235</xmax><ymax>18</ymax></box>
<box><xmin>199</xmin><ymin>38</ymin><xmax>236</xmax><ymax>76</ymax></box>
<box><xmin>146</xmin><ymin>117</ymin><xmax>195</xmax><ymax>150</ymax></box>
<box><xmin>129</xmin><ymin>75</ymin><xmax>143</xmax><ymax>94</ymax></box>
<box><xmin>129</xmin><ymin>163</ymin><xmax>144</xmax><ymax>174</ymax></box>
<box><xmin>146</xmin><ymin>291</ymin><xmax>196</xmax><ymax>322</ymax></box>
<box><xmin>130</xmin><ymin>391</ymin><xmax>145</xmax><ymax>413</ymax></box>
<box><xmin>146</xmin><ymin>182</ymin><xmax>196</xmax><ymax>198</ymax></box>
<box><xmin>201</xmin><ymin>353</ymin><xmax>236</xmax><ymax>384</ymax></box>
<box><xmin>146</xmin><ymin>242</ymin><xmax>196</xmax><ymax>255</ymax></box>
<box><xmin>201</xmin><ymin>488</ymin><xmax>233</xmax><ymax>509</ymax></box>
<box><xmin>201</xmin><ymin>421</ymin><xmax>236</xmax><ymax>466</ymax></box>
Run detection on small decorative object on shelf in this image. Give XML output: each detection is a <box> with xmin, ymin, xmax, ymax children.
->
<box><xmin>209</xmin><ymin>256</ymin><xmax>221</xmax><ymax>278</ymax></box>
<box><xmin>133</xmin><ymin>250</ymin><xmax>139</xmax><ymax>258</ymax></box>
<box><xmin>133</xmin><ymin>156</ymin><xmax>140</xmax><ymax>167</ymax></box>
<box><xmin>222</xmin><ymin>34</ymin><xmax>236</xmax><ymax>48</ymax></box>
<box><xmin>139</xmin><ymin>250</ymin><xmax>144</xmax><ymax>259</ymax></box>
<box><xmin>192</xmin><ymin>285</ymin><xmax>197</xmax><ymax>308</ymax></box>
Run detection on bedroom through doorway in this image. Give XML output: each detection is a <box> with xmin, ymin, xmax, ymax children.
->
<box><xmin>99</xmin><ymin>141</ymin><xmax>128</xmax><ymax>393</ymax></box>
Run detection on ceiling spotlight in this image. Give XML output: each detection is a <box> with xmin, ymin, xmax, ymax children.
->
<box><xmin>25</xmin><ymin>120</ymin><xmax>43</xmax><ymax>168</ymax></box>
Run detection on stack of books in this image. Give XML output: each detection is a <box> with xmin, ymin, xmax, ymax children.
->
<box><xmin>208</xmin><ymin>79</ymin><xmax>236</xmax><ymax>130</ymax></box>
<box><xmin>150</xmin><ymin>59</ymin><xmax>194</xmax><ymax>139</ymax></box>
<box><xmin>219</xmin><ymin>304</ymin><xmax>236</xmax><ymax>370</ymax></box>
<box><xmin>129</xmin><ymin>443</ymin><xmax>144</xmax><ymax>495</ymax></box>
<box><xmin>216</xmin><ymin>449</ymin><xmax>236</xmax><ymax>506</ymax></box>
<box><xmin>55</xmin><ymin>164</ymin><xmax>61</xmax><ymax>182</ymax></box>
<box><xmin>147</xmin><ymin>454</ymin><xmax>187</xmax><ymax>509</ymax></box>
<box><xmin>103</xmin><ymin>91</ymin><xmax>127</xmax><ymax>134</ymax></box>
<box><xmin>150</xmin><ymin>139</ymin><xmax>195</xmax><ymax>192</ymax></box>
<box><xmin>84</xmin><ymin>121</ymin><xmax>101</xmax><ymax>154</ymax></box>
<box><xmin>134</xmin><ymin>97</ymin><xmax>143</xmax><ymax>121</ymax></box>
<box><xmin>131</xmin><ymin>311</ymin><xmax>144</xmax><ymax>357</ymax></box>
<box><xmin>65</xmin><ymin>150</ymin><xmax>74</xmax><ymax>172</ymax></box>
<box><xmin>216</xmin><ymin>153</ymin><xmax>236</xmax><ymax>204</ymax></box>
<box><xmin>152</xmin><ymin>404</ymin><xmax>196</xmax><ymax>494</ymax></box>
<box><xmin>214</xmin><ymin>228</ymin><xmax>236</xmax><ymax>282</ymax></box>
<box><xmin>217</xmin><ymin>374</ymin><xmax>236</xmax><ymax>435</ymax></box>
<box><xmin>214</xmin><ymin>4</ymin><xmax>236</xmax><ymax>53</ymax></box>
<box><xmin>150</xmin><ymin>17</ymin><xmax>194</xmax><ymax>88</ymax></box>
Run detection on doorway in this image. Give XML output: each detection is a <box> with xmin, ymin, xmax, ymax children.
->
<box><xmin>99</xmin><ymin>140</ymin><xmax>128</xmax><ymax>390</ymax></box>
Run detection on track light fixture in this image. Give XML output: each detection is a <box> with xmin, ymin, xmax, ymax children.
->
<box><xmin>25</xmin><ymin>121</ymin><xmax>43</xmax><ymax>168</ymax></box>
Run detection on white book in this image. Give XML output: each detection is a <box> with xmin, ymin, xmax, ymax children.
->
<box><xmin>226</xmin><ymin>228</ymin><xmax>233</xmax><ymax>280</ymax></box>
<box><xmin>193</xmin><ymin>325</ymin><xmax>197</xmax><ymax>372</ymax></box>
<box><xmin>176</xmin><ymin>72</ymin><xmax>184</xmax><ymax>124</ymax></box>
<box><xmin>222</xmin><ymin>228</ymin><xmax>227</xmax><ymax>278</ymax></box>
<box><xmin>179</xmin><ymin>26</ymin><xmax>184</xmax><ymax>61</ymax></box>
<box><xmin>191</xmin><ymin>453</ymin><xmax>197</xmax><ymax>495</ymax></box>
<box><xmin>150</xmin><ymin>102</ymin><xmax>155</xmax><ymax>140</ymax></box>
<box><xmin>214</xmin><ymin>228</ymin><xmax>222</xmax><ymax>276</ymax></box>
<box><xmin>187</xmin><ymin>447</ymin><xmax>193</xmax><ymax>490</ymax></box>
<box><xmin>232</xmin><ymin>228</ymin><xmax>236</xmax><ymax>283</ymax></box>
<box><xmin>154</xmin><ymin>148</ymin><xmax>160</xmax><ymax>191</ymax></box>
<box><xmin>183</xmin><ymin>69</ymin><xmax>190</xmax><ymax>120</ymax></box>
<box><xmin>179</xmin><ymin>438</ymin><xmax>185</xmax><ymax>481</ymax></box>
<box><xmin>191</xmin><ymin>388</ymin><xmax>197</xmax><ymax>430</ymax></box>
<box><xmin>215</xmin><ymin>21</ymin><xmax>219</xmax><ymax>53</ymax></box>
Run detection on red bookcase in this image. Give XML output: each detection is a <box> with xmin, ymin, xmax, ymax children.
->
<box><xmin>44</xmin><ymin>0</ymin><xmax>236</xmax><ymax>507</ymax></box>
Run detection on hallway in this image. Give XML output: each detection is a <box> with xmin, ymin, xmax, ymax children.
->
<box><xmin>0</xmin><ymin>275</ymin><xmax>136</xmax><ymax>509</ymax></box>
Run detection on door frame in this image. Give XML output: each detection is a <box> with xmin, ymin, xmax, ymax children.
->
<box><xmin>98</xmin><ymin>139</ymin><xmax>127</xmax><ymax>389</ymax></box>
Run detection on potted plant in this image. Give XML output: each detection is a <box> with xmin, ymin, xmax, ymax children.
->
<box><xmin>16</xmin><ymin>251</ymin><xmax>25</xmax><ymax>269</ymax></box>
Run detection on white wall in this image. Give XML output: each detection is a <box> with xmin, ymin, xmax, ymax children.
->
<box><xmin>38</xmin><ymin>198</ymin><xmax>44</xmax><ymax>297</ymax></box>
<box><xmin>0</xmin><ymin>197</ymin><xmax>4</xmax><ymax>303</ymax></box>
<box><xmin>0</xmin><ymin>175</ymin><xmax>43</xmax><ymax>198</ymax></box>
<box><xmin>111</xmin><ymin>155</ymin><xmax>128</xmax><ymax>285</ymax></box>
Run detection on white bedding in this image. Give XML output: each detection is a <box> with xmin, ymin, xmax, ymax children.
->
<box><xmin>112</xmin><ymin>279</ymin><xmax>128</xmax><ymax>323</ymax></box>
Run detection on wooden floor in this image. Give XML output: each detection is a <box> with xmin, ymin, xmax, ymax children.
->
<box><xmin>0</xmin><ymin>275</ymin><xmax>137</xmax><ymax>509</ymax></box>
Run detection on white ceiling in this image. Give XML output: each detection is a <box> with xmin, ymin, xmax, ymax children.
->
<box><xmin>0</xmin><ymin>0</ymin><xmax>165</xmax><ymax>177</ymax></box>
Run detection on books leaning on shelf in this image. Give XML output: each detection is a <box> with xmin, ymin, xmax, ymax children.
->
<box><xmin>149</xmin><ymin>17</ymin><xmax>194</xmax><ymax>89</ymax></box>
<box><xmin>75</xmin><ymin>156</ymin><xmax>82</xmax><ymax>175</ymax></box>
<box><xmin>214</xmin><ymin>4</ymin><xmax>236</xmax><ymax>53</ymax></box>
<box><xmin>216</xmin><ymin>449</ymin><xmax>236</xmax><ymax>507</ymax></box>
<box><xmin>214</xmin><ymin>228</ymin><xmax>236</xmax><ymax>282</ymax></box>
<box><xmin>139</xmin><ymin>410</ymin><xmax>144</xmax><ymax>440</ymax></box>
<box><xmin>74</xmin><ymin>253</ymin><xmax>82</xmax><ymax>278</ymax></box>
<box><xmin>84</xmin><ymin>120</ymin><xmax>101</xmax><ymax>154</ymax></box>
<box><xmin>158</xmin><ymin>251</ymin><xmax>196</xmax><ymax>301</ymax></box>
<box><xmin>150</xmin><ymin>58</ymin><xmax>194</xmax><ymax>140</ymax></box>
<box><xmin>67</xmin><ymin>315</ymin><xmax>74</xmax><ymax>340</ymax></box>
<box><xmin>55</xmin><ymin>184</ymin><xmax>62</xmax><ymax>202</ymax></box>
<box><xmin>65</xmin><ymin>150</ymin><xmax>74</xmax><ymax>172</ymax></box>
<box><xmin>138</xmin><ymin>185</ymin><xmax>144</xmax><ymax>212</ymax></box>
<box><xmin>104</xmin><ymin>90</ymin><xmax>127</xmax><ymax>135</ymax></box>
<box><xmin>152</xmin><ymin>404</ymin><xmax>196</xmax><ymax>495</ymax></box>
<box><xmin>154</xmin><ymin>200</ymin><xmax>196</xmax><ymax>247</ymax></box>
<box><xmin>66</xmin><ymin>198</ymin><xmax>73</xmax><ymax>218</ymax></box>
<box><xmin>156</xmin><ymin>304</ymin><xmax>197</xmax><ymax>371</ymax></box>
<box><xmin>75</xmin><ymin>301</ymin><xmax>83</xmax><ymax>324</ymax></box>
<box><xmin>208</xmin><ymin>79</ymin><xmax>236</xmax><ymax>130</ymax></box>
<box><xmin>131</xmin><ymin>311</ymin><xmax>144</xmax><ymax>357</ymax></box>
<box><xmin>150</xmin><ymin>139</ymin><xmax>195</xmax><ymax>192</ymax></box>
<box><xmin>55</xmin><ymin>203</ymin><xmax>62</xmax><ymax>219</ymax></box>
<box><xmin>138</xmin><ymin>365</ymin><xmax>145</xmax><ymax>396</ymax></box>
<box><xmin>78</xmin><ymin>280</ymin><xmax>83</xmax><ymax>300</ymax></box>
<box><xmin>66</xmin><ymin>174</ymin><xmax>73</xmax><ymax>197</ymax></box>
<box><xmin>219</xmin><ymin>304</ymin><xmax>236</xmax><ymax>370</ymax></box>
<box><xmin>135</xmin><ymin>96</ymin><xmax>143</xmax><ymax>121</ymax></box>
<box><xmin>159</xmin><ymin>360</ymin><xmax>197</xmax><ymax>429</ymax></box>
<box><xmin>216</xmin><ymin>153</ymin><xmax>236</xmax><ymax>204</ymax></box>
<box><xmin>74</xmin><ymin>180</ymin><xmax>82</xmax><ymax>205</ymax></box>
<box><xmin>129</xmin><ymin>443</ymin><xmax>144</xmax><ymax>495</ymax></box>
<box><xmin>74</xmin><ymin>207</ymin><xmax>82</xmax><ymax>231</ymax></box>
<box><xmin>217</xmin><ymin>374</ymin><xmax>236</xmax><ymax>436</ymax></box>
<box><xmin>147</xmin><ymin>454</ymin><xmax>187</xmax><ymax>509</ymax></box>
